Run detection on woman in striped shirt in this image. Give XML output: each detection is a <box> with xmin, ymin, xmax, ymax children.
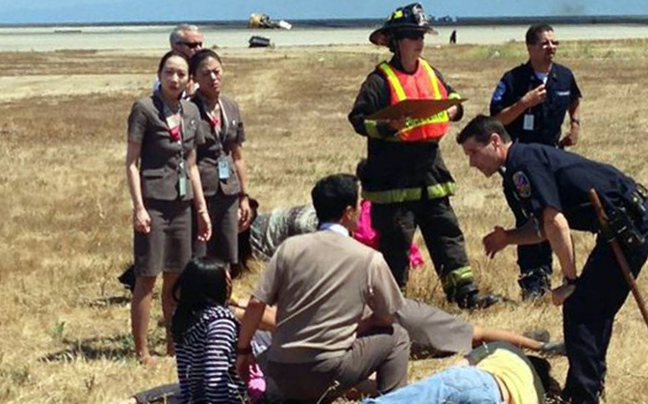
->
<box><xmin>171</xmin><ymin>257</ymin><xmax>247</xmax><ymax>404</ymax></box>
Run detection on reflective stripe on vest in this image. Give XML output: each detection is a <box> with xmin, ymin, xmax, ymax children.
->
<box><xmin>362</xmin><ymin>182</ymin><xmax>456</xmax><ymax>204</ymax></box>
<box><xmin>378</xmin><ymin>59</ymin><xmax>450</xmax><ymax>141</ymax></box>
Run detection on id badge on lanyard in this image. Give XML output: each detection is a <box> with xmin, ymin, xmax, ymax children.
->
<box><xmin>163</xmin><ymin>102</ymin><xmax>188</xmax><ymax>198</ymax></box>
<box><xmin>218</xmin><ymin>158</ymin><xmax>230</xmax><ymax>180</ymax></box>
<box><xmin>523</xmin><ymin>78</ymin><xmax>543</xmax><ymax>131</ymax></box>
<box><xmin>211</xmin><ymin>99</ymin><xmax>231</xmax><ymax>180</ymax></box>
<box><xmin>177</xmin><ymin>117</ymin><xmax>188</xmax><ymax>198</ymax></box>
<box><xmin>178</xmin><ymin>159</ymin><xmax>187</xmax><ymax>197</ymax></box>
<box><xmin>523</xmin><ymin>114</ymin><xmax>534</xmax><ymax>131</ymax></box>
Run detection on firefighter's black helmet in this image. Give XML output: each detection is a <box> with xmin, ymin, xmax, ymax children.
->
<box><xmin>369</xmin><ymin>3</ymin><xmax>435</xmax><ymax>46</ymax></box>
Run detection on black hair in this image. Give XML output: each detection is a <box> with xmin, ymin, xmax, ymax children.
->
<box><xmin>171</xmin><ymin>257</ymin><xmax>230</xmax><ymax>344</ymax></box>
<box><xmin>527</xmin><ymin>355</ymin><xmax>563</xmax><ymax>403</ymax></box>
<box><xmin>157</xmin><ymin>50</ymin><xmax>189</xmax><ymax>74</ymax></box>
<box><xmin>189</xmin><ymin>48</ymin><xmax>223</xmax><ymax>77</ymax></box>
<box><xmin>526</xmin><ymin>24</ymin><xmax>554</xmax><ymax>45</ymax></box>
<box><xmin>456</xmin><ymin>114</ymin><xmax>511</xmax><ymax>145</ymax></box>
<box><xmin>311</xmin><ymin>174</ymin><xmax>359</xmax><ymax>227</ymax></box>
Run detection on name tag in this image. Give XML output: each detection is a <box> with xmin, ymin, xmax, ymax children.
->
<box><xmin>218</xmin><ymin>159</ymin><xmax>230</xmax><ymax>180</ymax></box>
<box><xmin>523</xmin><ymin>114</ymin><xmax>534</xmax><ymax>131</ymax></box>
<box><xmin>178</xmin><ymin>161</ymin><xmax>187</xmax><ymax>197</ymax></box>
<box><xmin>555</xmin><ymin>91</ymin><xmax>571</xmax><ymax>97</ymax></box>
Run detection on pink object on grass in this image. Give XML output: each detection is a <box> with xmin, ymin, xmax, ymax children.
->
<box><xmin>247</xmin><ymin>363</ymin><xmax>266</xmax><ymax>404</ymax></box>
<box><xmin>354</xmin><ymin>199</ymin><xmax>424</xmax><ymax>269</ymax></box>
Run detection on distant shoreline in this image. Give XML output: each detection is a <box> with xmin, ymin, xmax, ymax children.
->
<box><xmin>1</xmin><ymin>15</ymin><xmax>647</xmax><ymax>29</ymax></box>
<box><xmin>2</xmin><ymin>24</ymin><xmax>648</xmax><ymax>52</ymax></box>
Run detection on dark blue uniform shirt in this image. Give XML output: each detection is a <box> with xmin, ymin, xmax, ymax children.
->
<box><xmin>491</xmin><ymin>62</ymin><xmax>582</xmax><ymax>146</ymax></box>
<box><xmin>504</xmin><ymin>143</ymin><xmax>639</xmax><ymax>232</ymax></box>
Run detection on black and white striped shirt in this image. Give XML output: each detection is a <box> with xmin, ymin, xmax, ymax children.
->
<box><xmin>175</xmin><ymin>305</ymin><xmax>247</xmax><ymax>404</ymax></box>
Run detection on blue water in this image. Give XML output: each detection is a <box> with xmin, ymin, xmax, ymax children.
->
<box><xmin>1</xmin><ymin>15</ymin><xmax>647</xmax><ymax>30</ymax></box>
<box><xmin>1</xmin><ymin>17</ymin><xmax>648</xmax><ymax>51</ymax></box>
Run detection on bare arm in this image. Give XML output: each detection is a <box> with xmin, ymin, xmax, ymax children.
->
<box><xmin>542</xmin><ymin>207</ymin><xmax>578</xmax><ymax>304</ymax></box>
<box><xmin>231</xmin><ymin>143</ymin><xmax>251</xmax><ymax>230</ymax></box>
<box><xmin>472</xmin><ymin>325</ymin><xmax>542</xmax><ymax>351</ymax></box>
<box><xmin>230</xmin><ymin>298</ymin><xmax>276</xmax><ymax>331</ymax></box>
<box><xmin>235</xmin><ymin>297</ymin><xmax>266</xmax><ymax>382</ymax></box>
<box><xmin>542</xmin><ymin>207</ymin><xmax>577</xmax><ymax>280</ymax></box>
<box><xmin>187</xmin><ymin>149</ymin><xmax>211</xmax><ymax>242</ymax></box>
<box><xmin>483</xmin><ymin>219</ymin><xmax>545</xmax><ymax>259</ymax></box>
<box><xmin>560</xmin><ymin>99</ymin><xmax>581</xmax><ymax>147</ymax></box>
<box><xmin>125</xmin><ymin>141</ymin><xmax>151</xmax><ymax>234</ymax></box>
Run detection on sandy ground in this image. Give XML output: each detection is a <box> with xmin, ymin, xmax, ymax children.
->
<box><xmin>0</xmin><ymin>74</ymin><xmax>150</xmax><ymax>101</ymax></box>
<box><xmin>3</xmin><ymin>24</ymin><xmax>648</xmax><ymax>100</ymax></box>
<box><xmin>0</xmin><ymin>46</ymin><xmax>384</xmax><ymax>101</ymax></box>
<box><xmin>2</xmin><ymin>24</ymin><xmax>648</xmax><ymax>51</ymax></box>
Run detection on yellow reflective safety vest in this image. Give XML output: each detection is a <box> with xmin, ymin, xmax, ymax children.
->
<box><xmin>377</xmin><ymin>59</ymin><xmax>451</xmax><ymax>141</ymax></box>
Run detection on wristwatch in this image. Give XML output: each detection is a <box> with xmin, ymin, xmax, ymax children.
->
<box><xmin>563</xmin><ymin>276</ymin><xmax>578</xmax><ymax>286</ymax></box>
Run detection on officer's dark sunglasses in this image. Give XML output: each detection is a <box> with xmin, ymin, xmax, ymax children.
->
<box><xmin>396</xmin><ymin>30</ymin><xmax>425</xmax><ymax>40</ymax></box>
<box><xmin>181</xmin><ymin>41</ymin><xmax>203</xmax><ymax>49</ymax></box>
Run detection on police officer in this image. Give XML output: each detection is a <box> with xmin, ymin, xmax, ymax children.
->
<box><xmin>457</xmin><ymin>115</ymin><xmax>648</xmax><ymax>404</ymax></box>
<box><xmin>349</xmin><ymin>3</ymin><xmax>498</xmax><ymax>309</ymax></box>
<box><xmin>490</xmin><ymin>23</ymin><xmax>582</xmax><ymax>299</ymax></box>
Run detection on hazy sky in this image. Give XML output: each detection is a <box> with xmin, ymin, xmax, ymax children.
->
<box><xmin>2</xmin><ymin>0</ymin><xmax>647</xmax><ymax>24</ymax></box>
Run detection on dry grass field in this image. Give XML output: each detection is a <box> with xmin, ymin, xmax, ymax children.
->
<box><xmin>1</xmin><ymin>38</ymin><xmax>648</xmax><ymax>403</ymax></box>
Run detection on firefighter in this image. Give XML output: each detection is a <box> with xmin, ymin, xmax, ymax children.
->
<box><xmin>348</xmin><ymin>3</ymin><xmax>498</xmax><ymax>309</ymax></box>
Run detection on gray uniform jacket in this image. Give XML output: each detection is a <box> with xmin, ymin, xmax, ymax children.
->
<box><xmin>128</xmin><ymin>93</ymin><xmax>202</xmax><ymax>201</ymax></box>
<box><xmin>192</xmin><ymin>94</ymin><xmax>246</xmax><ymax>197</ymax></box>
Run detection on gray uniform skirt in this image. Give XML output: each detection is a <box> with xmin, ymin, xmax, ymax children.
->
<box><xmin>193</xmin><ymin>192</ymin><xmax>239</xmax><ymax>264</ymax></box>
<box><xmin>134</xmin><ymin>199</ymin><xmax>192</xmax><ymax>277</ymax></box>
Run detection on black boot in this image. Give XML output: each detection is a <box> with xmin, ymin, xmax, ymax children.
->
<box><xmin>453</xmin><ymin>283</ymin><xmax>500</xmax><ymax>310</ymax></box>
<box><xmin>519</xmin><ymin>269</ymin><xmax>551</xmax><ymax>301</ymax></box>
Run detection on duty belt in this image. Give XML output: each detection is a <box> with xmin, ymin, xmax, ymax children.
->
<box><xmin>604</xmin><ymin>183</ymin><xmax>648</xmax><ymax>250</ymax></box>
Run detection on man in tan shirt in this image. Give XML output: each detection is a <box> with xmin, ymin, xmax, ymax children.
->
<box><xmin>236</xmin><ymin>174</ymin><xmax>409</xmax><ymax>403</ymax></box>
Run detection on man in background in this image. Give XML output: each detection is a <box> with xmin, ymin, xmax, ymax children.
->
<box><xmin>490</xmin><ymin>24</ymin><xmax>582</xmax><ymax>299</ymax></box>
<box><xmin>169</xmin><ymin>24</ymin><xmax>203</xmax><ymax>58</ymax></box>
<box><xmin>154</xmin><ymin>24</ymin><xmax>203</xmax><ymax>95</ymax></box>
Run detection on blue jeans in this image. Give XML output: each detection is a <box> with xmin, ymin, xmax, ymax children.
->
<box><xmin>362</xmin><ymin>366</ymin><xmax>502</xmax><ymax>404</ymax></box>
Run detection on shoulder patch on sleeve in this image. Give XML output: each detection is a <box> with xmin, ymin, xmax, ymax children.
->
<box><xmin>512</xmin><ymin>171</ymin><xmax>531</xmax><ymax>198</ymax></box>
<box><xmin>491</xmin><ymin>81</ymin><xmax>506</xmax><ymax>103</ymax></box>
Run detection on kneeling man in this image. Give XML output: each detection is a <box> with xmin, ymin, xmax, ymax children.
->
<box><xmin>236</xmin><ymin>174</ymin><xmax>409</xmax><ymax>403</ymax></box>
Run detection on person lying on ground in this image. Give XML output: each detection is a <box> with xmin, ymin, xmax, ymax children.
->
<box><xmin>230</xmin><ymin>297</ymin><xmax>564</xmax><ymax>358</ymax></box>
<box><xmin>239</xmin><ymin>199</ymin><xmax>424</xmax><ymax>269</ymax></box>
<box><xmin>362</xmin><ymin>341</ymin><xmax>562</xmax><ymax>404</ymax></box>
